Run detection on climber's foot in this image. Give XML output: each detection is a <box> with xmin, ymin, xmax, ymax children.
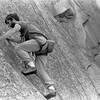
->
<box><xmin>22</xmin><ymin>61</ymin><xmax>37</xmax><ymax>75</ymax></box>
<box><xmin>22</xmin><ymin>66</ymin><xmax>37</xmax><ymax>75</ymax></box>
<box><xmin>44</xmin><ymin>85</ymin><xmax>56</xmax><ymax>99</ymax></box>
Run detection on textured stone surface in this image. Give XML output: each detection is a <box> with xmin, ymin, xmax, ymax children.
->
<box><xmin>0</xmin><ymin>41</ymin><xmax>46</xmax><ymax>100</ymax></box>
<box><xmin>0</xmin><ymin>0</ymin><xmax>100</xmax><ymax>100</ymax></box>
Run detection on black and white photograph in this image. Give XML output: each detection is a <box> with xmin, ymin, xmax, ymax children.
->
<box><xmin>0</xmin><ymin>0</ymin><xmax>100</xmax><ymax>100</ymax></box>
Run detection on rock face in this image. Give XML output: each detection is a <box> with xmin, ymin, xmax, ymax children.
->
<box><xmin>0</xmin><ymin>40</ymin><xmax>46</xmax><ymax>100</ymax></box>
<box><xmin>0</xmin><ymin>0</ymin><xmax>100</xmax><ymax>100</ymax></box>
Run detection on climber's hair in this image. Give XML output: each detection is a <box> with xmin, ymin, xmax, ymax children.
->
<box><xmin>5</xmin><ymin>13</ymin><xmax>20</xmax><ymax>24</ymax></box>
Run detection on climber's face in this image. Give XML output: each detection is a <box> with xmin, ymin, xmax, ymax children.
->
<box><xmin>7</xmin><ymin>20</ymin><xmax>12</xmax><ymax>28</ymax></box>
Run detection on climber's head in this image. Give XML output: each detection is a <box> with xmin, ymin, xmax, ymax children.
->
<box><xmin>5</xmin><ymin>13</ymin><xmax>20</xmax><ymax>28</ymax></box>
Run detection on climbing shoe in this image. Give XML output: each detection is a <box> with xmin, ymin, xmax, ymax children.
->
<box><xmin>27</xmin><ymin>61</ymin><xmax>35</xmax><ymax>68</ymax></box>
<box><xmin>22</xmin><ymin>66</ymin><xmax>37</xmax><ymax>75</ymax></box>
<box><xmin>44</xmin><ymin>85</ymin><xmax>56</xmax><ymax>99</ymax></box>
<box><xmin>22</xmin><ymin>61</ymin><xmax>37</xmax><ymax>75</ymax></box>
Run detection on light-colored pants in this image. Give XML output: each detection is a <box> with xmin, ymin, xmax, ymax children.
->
<box><xmin>15</xmin><ymin>39</ymin><xmax>54</xmax><ymax>88</ymax></box>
